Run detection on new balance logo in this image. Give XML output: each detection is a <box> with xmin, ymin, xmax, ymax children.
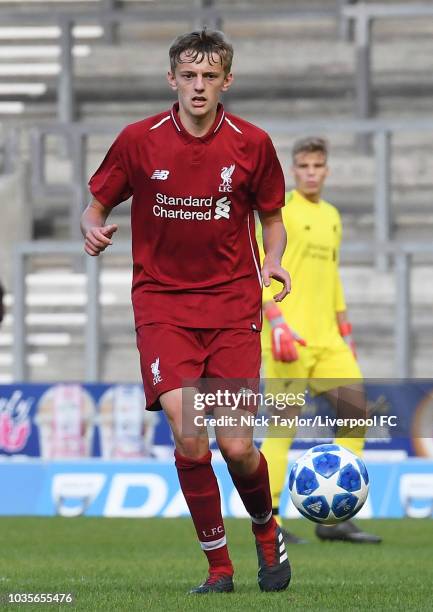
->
<box><xmin>151</xmin><ymin>357</ymin><xmax>162</xmax><ymax>385</ymax></box>
<box><xmin>151</xmin><ymin>170</ymin><xmax>170</xmax><ymax>180</ymax></box>
<box><xmin>308</xmin><ymin>501</ymin><xmax>323</xmax><ymax>514</ymax></box>
<box><xmin>214</xmin><ymin>196</ymin><xmax>231</xmax><ymax>220</ymax></box>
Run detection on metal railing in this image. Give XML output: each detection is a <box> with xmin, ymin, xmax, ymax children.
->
<box><xmin>2</xmin><ymin>2</ymin><xmax>432</xmax><ymax>124</ymax></box>
<box><xmin>12</xmin><ymin>240</ymin><xmax>433</xmax><ymax>382</ymax></box>
<box><xmin>12</xmin><ymin>241</ymin><xmax>103</xmax><ymax>383</ymax></box>
<box><xmin>342</xmin><ymin>3</ymin><xmax>433</xmax><ymax>127</ymax></box>
<box><xmin>27</xmin><ymin>116</ymin><xmax>433</xmax><ymax>270</ymax></box>
<box><xmin>0</xmin><ymin>127</ymin><xmax>19</xmax><ymax>174</ymax></box>
<box><xmin>0</xmin><ymin>1</ymin><xmax>346</xmax><ymax>122</ymax></box>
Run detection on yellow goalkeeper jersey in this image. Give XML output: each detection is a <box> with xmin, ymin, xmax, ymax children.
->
<box><xmin>259</xmin><ymin>189</ymin><xmax>346</xmax><ymax>349</ymax></box>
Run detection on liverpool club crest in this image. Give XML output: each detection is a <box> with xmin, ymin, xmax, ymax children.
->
<box><xmin>219</xmin><ymin>164</ymin><xmax>235</xmax><ymax>192</ymax></box>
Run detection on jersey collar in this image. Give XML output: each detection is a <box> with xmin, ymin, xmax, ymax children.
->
<box><xmin>292</xmin><ymin>189</ymin><xmax>323</xmax><ymax>207</ymax></box>
<box><xmin>170</xmin><ymin>102</ymin><xmax>225</xmax><ymax>144</ymax></box>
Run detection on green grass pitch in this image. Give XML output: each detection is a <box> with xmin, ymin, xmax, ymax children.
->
<box><xmin>0</xmin><ymin>517</ymin><xmax>432</xmax><ymax>611</ymax></box>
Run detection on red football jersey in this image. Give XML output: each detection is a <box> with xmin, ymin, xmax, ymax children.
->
<box><xmin>89</xmin><ymin>103</ymin><xmax>285</xmax><ymax>330</ymax></box>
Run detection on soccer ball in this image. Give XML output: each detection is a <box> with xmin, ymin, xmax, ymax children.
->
<box><xmin>288</xmin><ymin>444</ymin><xmax>369</xmax><ymax>525</ymax></box>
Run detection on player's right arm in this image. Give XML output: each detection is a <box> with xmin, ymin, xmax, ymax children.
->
<box><xmin>256</xmin><ymin>210</ymin><xmax>305</xmax><ymax>362</ymax></box>
<box><xmin>80</xmin><ymin>198</ymin><xmax>118</xmax><ymax>257</ymax></box>
<box><xmin>259</xmin><ymin>209</ymin><xmax>291</xmax><ymax>302</ymax></box>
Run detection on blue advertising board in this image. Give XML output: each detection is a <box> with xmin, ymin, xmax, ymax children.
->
<box><xmin>0</xmin><ymin>459</ymin><xmax>432</xmax><ymax>519</ymax></box>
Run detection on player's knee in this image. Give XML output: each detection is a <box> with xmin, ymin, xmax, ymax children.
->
<box><xmin>175</xmin><ymin>437</ymin><xmax>208</xmax><ymax>459</ymax></box>
<box><xmin>218</xmin><ymin>439</ymin><xmax>254</xmax><ymax>465</ymax></box>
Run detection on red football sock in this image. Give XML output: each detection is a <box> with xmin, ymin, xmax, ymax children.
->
<box><xmin>229</xmin><ymin>451</ymin><xmax>274</xmax><ymax>535</ymax></box>
<box><xmin>174</xmin><ymin>449</ymin><xmax>233</xmax><ymax>576</ymax></box>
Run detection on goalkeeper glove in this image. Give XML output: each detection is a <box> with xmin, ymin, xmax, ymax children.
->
<box><xmin>339</xmin><ymin>320</ymin><xmax>357</xmax><ymax>358</ymax></box>
<box><xmin>264</xmin><ymin>303</ymin><xmax>306</xmax><ymax>363</ymax></box>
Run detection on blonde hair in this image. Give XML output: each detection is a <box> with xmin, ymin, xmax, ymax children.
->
<box><xmin>292</xmin><ymin>137</ymin><xmax>329</xmax><ymax>162</ymax></box>
<box><xmin>169</xmin><ymin>28</ymin><xmax>233</xmax><ymax>75</ymax></box>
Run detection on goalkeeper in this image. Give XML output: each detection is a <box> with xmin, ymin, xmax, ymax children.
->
<box><xmin>259</xmin><ymin>137</ymin><xmax>381</xmax><ymax>544</ymax></box>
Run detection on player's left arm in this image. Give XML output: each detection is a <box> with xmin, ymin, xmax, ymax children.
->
<box><xmin>258</xmin><ymin>209</ymin><xmax>291</xmax><ymax>302</ymax></box>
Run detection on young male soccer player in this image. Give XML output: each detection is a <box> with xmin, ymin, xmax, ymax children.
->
<box><xmin>259</xmin><ymin>137</ymin><xmax>381</xmax><ymax>544</ymax></box>
<box><xmin>81</xmin><ymin>30</ymin><xmax>292</xmax><ymax>593</ymax></box>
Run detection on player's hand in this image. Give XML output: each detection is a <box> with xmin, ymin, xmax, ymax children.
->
<box><xmin>339</xmin><ymin>321</ymin><xmax>357</xmax><ymax>359</ymax></box>
<box><xmin>261</xmin><ymin>257</ymin><xmax>291</xmax><ymax>302</ymax></box>
<box><xmin>264</xmin><ymin>303</ymin><xmax>306</xmax><ymax>362</ymax></box>
<box><xmin>84</xmin><ymin>224</ymin><xmax>118</xmax><ymax>256</ymax></box>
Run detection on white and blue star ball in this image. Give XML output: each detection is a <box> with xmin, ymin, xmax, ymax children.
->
<box><xmin>288</xmin><ymin>444</ymin><xmax>369</xmax><ymax>525</ymax></box>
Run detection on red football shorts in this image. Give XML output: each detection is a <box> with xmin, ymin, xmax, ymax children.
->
<box><xmin>136</xmin><ymin>324</ymin><xmax>261</xmax><ymax>411</ymax></box>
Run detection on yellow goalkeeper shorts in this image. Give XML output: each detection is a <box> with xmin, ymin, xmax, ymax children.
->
<box><xmin>262</xmin><ymin>335</ymin><xmax>362</xmax><ymax>396</ymax></box>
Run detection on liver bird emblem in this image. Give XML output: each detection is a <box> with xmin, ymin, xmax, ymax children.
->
<box><xmin>219</xmin><ymin>164</ymin><xmax>235</xmax><ymax>191</ymax></box>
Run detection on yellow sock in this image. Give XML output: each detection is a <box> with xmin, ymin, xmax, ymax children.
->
<box><xmin>261</xmin><ymin>424</ymin><xmax>296</xmax><ymax>522</ymax></box>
